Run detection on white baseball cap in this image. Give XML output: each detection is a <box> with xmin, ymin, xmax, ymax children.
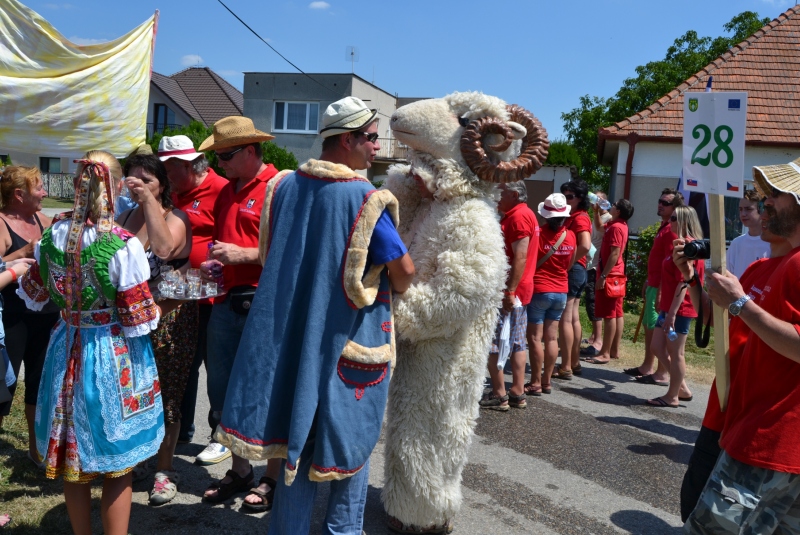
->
<box><xmin>319</xmin><ymin>97</ymin><xmax>378</xmax><ymax>139</ymax></box>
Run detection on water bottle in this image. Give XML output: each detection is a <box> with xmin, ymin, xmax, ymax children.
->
<box><xmin>598</xmin><ymin>199</ymin><xmax>612</xmax><ymax>210</ymax></box>
<box><xmin>588</xmin><ymin>192</ymin><xmax>612</xmax><ymax>210</ymax></box>
<box><xmin>206</xmin><ymin>242</ymin><xmax>225</xmax><ymax>291</ymax></box>
<box><xmin>666</xmin><ymin>327</ymin><xmax>678</xmax><ymax>342</ymax></box>
<box><xmin>587</xmin><ymin>192</ymin><xmax>599</xmax><ymax>204</ymax></box>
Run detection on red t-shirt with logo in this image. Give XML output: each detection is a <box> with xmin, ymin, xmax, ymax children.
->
<box><xmin>500</xmin><ymin>203</ymin><xmax>539</xmax><ymax>306</ymax></box>
<box><xmin>172</xmin><ymin>169</ymin><xmax>228</xmax><ymax>269</ymax></box>
<box><xmin>720</xmin><ymin>246</ymin><xmax>800</xmax><ymax>473</ymax></box>
<box><xmin>533</xmin><ymin>225</ymin><xmax>576</xmax><ymax>294</ymax></box>
<box><xmin>659</xmin><ymin>253</ymin><xmax>705</xmax><ymax>317</ymax></box>
<box><xmin>213</xmin><ymin>164</ymin><xmax>278</xmax><ymax>289</ymax></box>
<box><xmin>647</xmin><ymin>221</ymin><xmax>676</xmax><ymax>288</ymax></box>
<box><xmin>703</xmin><ymin>257</ymin><xmax>778</xmax><ymax>431</ymax></box>
<box><xmin>599</xmin><ymin>219</ymin><xmax>628</xmax><ymax>275</ymax></box>
<box><xmin>566</xmin><ymin>210</ymin><xmax>592</xmax><ymax>268</ymax></box>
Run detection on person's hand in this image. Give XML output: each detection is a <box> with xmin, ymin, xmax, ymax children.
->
<box><xmin>208</xmin><ymin>241</ymin><xmax>247</xmax><ymax>265</ymax></box>
<box><xmin>706</xmin><ymin>271</ymin><xmax>745</xmax><ymax>309</ymax></box>
<box><xmin>200</xmin><ymin>259</ymin><xmax>222</xmax><ymax>282</ymax></box>
<box><xmin>502</xmin><ymin>293</ymin><xmax>515</xmax><ymax>312</ymax></box>
<box><xmin>672</xmin><ymin>239</ymin><xmax>695</xmax><ymax>281</ymax></box>
<box><xmin>125</xmin><ymin>176</ymin><xmax>156</xmax><ymax>205</ymax></box>
<box><xmin>598</xmin><ymin>276</ymin><xmax>606</xmax><ymax>291</ymax></box>
<box><xmin>664</xmin><ymin>312</ymin><xmax>677</xmax><ymax>333</ymax></box>
<box><xmin>8</xmin><ymin>258</ymin><xmax>33</xmax><ymax>278</ymax></box>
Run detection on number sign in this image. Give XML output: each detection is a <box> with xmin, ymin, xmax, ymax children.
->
<box><xmin>682</xmin><ymin>92</ymin><xmax>747</xmax><ymax>197</ymax></box>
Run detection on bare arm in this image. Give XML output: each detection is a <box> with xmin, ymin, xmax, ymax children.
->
<box><xmin>568</xmin><ymin>230</ymin><xmax>591</xmax><ymax>271</ymax></box>
<box><xmin>387</xmin><ymin>253</ymin><xmax>415</xmax><ymax>294</ymax></box>
<box><xmin>597</xmin><ymin>246</ymin><xmax>620</xmax><ymax>291</ymax></box>
<box><xmin>503</xmin><ymin>237</ymin><xmax>529</xmax><ymax>311</ymax></box>
<box><xmin>209</xmin><ymin>242</ymin><xmax>261</xmax><ymax>265</ymax></box>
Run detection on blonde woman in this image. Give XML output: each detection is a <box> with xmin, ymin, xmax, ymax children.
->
<box><xmin>646</xmin><ymin>205</ymin><xmax>704</xmax><ymax>408</ymax></box>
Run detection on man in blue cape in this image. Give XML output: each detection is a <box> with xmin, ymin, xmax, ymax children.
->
<box><xmin>215</xmin><ymin>96</ymin><xmax>415</xmax><ymax>534</ymax></box>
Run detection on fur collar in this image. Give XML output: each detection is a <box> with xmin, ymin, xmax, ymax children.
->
<box><xmin>299</xmin><ymin>159</ymin><xmax>367</xmax><ymax>181</ymax></box>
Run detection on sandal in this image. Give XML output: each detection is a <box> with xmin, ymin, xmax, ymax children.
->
<box><xmin>572</xmin><ymin>364</ymin><xmax>583</xmax><ymax>376</ymax></box>
<box><xmin>241</xmin><ymin>476</ymin><xmax>277</xmax><ymax>513</ymax></box>
<box><xmin>623</xmin><ymin>366</ymin><xmax>644</xmax><ymax>377</ymax></box>
<box><xmin>523</xmin><ymin>382</ymin><xmax>542</xmax><ymax>397</ymax></box>
<box><xmin>646</xmin><ymin>397</ymin><xmax>679</xmax><ymax>408</ymax></box>
<box><xmin>541</xmin><ymin>383</ymin><xmax>552</xmax><ymax>394</ymax></box>
<box><xmin>508</xmin><ymin>392</ymin><xmax>527</xmax><ymax>409</ymax></box>
<box><xmin>479</xmin><ymin>391</ymin><xmax>509</xmax><ymax>411</ymax></box>
<box><xmin>554</xmin><ymin>367</ymin><xmax>573</xmax><ymax>380</ymax></box>
<box><xmin>203</xmin><ymin>467</ymin><xmax>255</xmax><ymax>503</ymax></box>
<box><xmin>636</xmin><ymin>374</ymin><xmax>669</xmax><ymax>386</ymax></box>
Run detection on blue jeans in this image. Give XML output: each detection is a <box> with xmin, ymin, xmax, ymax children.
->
<box><xmin>268</xmin><ymin>442</ymin><xmax>370</xmax><ymax>535</ymax></box>
<box><xmin>206</xmin><ymin>298</ymin><xmax>250</xmax><ymax>429</ymax></box>
<box><xmin>527</xmin><ymin>292</ymin><xmax>568</xmax><ymax>324</ymax></box>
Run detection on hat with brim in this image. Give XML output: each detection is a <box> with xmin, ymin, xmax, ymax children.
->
<box><xmin>753</xmin><ymin>157</ymin><xmax>800</xmax><ymax>205</ymax></box>
<box><xmin>538</xmin><ymin>193</ymin><xmax>571</xmax><ymax>218</ymax></box>
<box><xmin>319</xmin><ymin>96</ymin><xmax>378</xmax><ymax>139</ymax></box>
<box><xmin>158</xmin><ymin>135</ymin><xmax>203</xmax><ymax>161</ymax></box>
<box><xmin>199</xmin><ymin>116</ymin><xmax>274</xmax><ymax>152</ymax></box>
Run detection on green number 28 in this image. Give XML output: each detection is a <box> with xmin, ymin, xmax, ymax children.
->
<box><xmin>691</xmin><ymin>124</ymin><xmax>734</xmax><ymax>168</ymax></box>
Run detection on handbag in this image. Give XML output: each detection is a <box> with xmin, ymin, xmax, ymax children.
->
<box><xmin>604</xmin><ymin>273</ymin><xmax>627</xmax><ymax>298</ymax></box>
<box><xmin>229</xmin><ymin>285</ymin><xmax>257</xmax><ymax>315</ymax></box>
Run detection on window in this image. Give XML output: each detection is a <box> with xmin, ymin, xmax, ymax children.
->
<box><xmin>273</xmin><ymin>102</ymin><xmax>319</xmax><ymax>133</ymax></box>
<box><xmin>153</xmin><ymin>103</ymin><xmax>176</xmax><ymax>134</ymax></box>
<box><xmin>39</xmin><ymin>157</ymin><xmax>61</xmax><ymax>173</ymax></box>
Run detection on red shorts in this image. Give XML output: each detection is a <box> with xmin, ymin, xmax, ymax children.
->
<box><xmin>594</xmin><ymin>286</ymin><xmax>624</xmax><ymax>319</ymax></box>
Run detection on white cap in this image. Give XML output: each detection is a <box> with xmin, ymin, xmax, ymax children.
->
<box><xmin>157</xmin><ymin>135</ymin><xmax>204</xmax><ymax>162</ymax></box>
<box><xmin>538</xmin><ymin>193</ymin><xmax>572</xmax><ymax>218</ymax></box>
<box><xmin>319</xmin><ymin>97</ymin><xmax>378</xmax><ymax>138</ymax></box>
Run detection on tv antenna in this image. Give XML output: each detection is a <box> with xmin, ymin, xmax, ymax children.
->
<box><xmin>345</xmin><ymin>46</ymin><xmax>359</xmax><ymax>73</ymax></box>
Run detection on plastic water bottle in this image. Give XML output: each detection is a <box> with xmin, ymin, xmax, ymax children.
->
<box><xmin>588</xmin><ymin>192</ymin><xmax>612</xmax><ymax>210</ymax></box>
<box><xmin>587</xmin><ymin>192</ymin><xmax>599</xmax><ymax>204</ymax></box>
<box><xmin>666</xmin><ymin>327</ymin><xmax>678</xmax><ymax>342</ymax></box>
<box><xmin>598</xmin><ymin>199</ymin><xmax>612</xmax><ymax>210</ymax></box>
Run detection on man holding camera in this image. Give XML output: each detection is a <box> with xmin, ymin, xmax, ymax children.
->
<box><xmin>683</xmin><ymin>162</ymin><xmax>800</xmax><ymax>534</ymax></box>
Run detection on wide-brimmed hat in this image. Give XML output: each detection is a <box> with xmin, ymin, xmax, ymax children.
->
<box><xmin>199</xmin><ymin>116</ymin><xmax>274</xmax><ymax>152</ymax></box>
<box><xmin>753</xmin><ymin>157</ymin><xmax>800</xmax><ymax>204</ymax></box>
<box><xmin>538</xmin><ymin>193</ymin><xmax>571</xmax><ymax>218</ymax></box>
<box><xmin>319</xmin><ymin>97</ymin><xmax>378</xmax><ymax>139</ymax></box>
<box><xmin>158</xmin><ymin>135</ymin><xmax>203</xmax><ymax>162</ymax></box>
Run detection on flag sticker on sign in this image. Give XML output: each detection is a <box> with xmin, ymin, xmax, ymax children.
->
<box><xmin>728</xmin><ymin>99</ymin><xmax>741</xmax><ymax>110</ymax></box>
<box><xmin>727</xmin><ymin>182</ymin><xmax>740</xmax><ymax>192</ymax></box>
<box><xmin>687</xmin><ymin>178</ymin><xmax>698</xmax><ymax>187</ymax></box>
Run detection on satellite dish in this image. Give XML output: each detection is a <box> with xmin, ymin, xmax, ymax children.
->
<box><xmin>345</xmin><ymin>46</ymin><xmax>359</xmax><ymax>73</ymax></box>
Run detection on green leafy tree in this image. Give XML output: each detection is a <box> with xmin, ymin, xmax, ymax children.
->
<box><xmin>562</xmin><ymin>11</ymin><xmax>770</xmax><ymax>191</ymax></box>
<box><xmin>147</xmin><ymin>120</ymin><xmax>298</xmax><ymax>174</ymax></box>
<box><xmin>544</xmin><ymin>139</ymin><xmax>582</xmax><ymax>168</ymax></box>
<box><xmin>625</xmin><ymin>221</ymin><xmax>661</xmax><ymax>300</ymax></box>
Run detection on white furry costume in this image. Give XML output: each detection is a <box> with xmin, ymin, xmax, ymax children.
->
<box><xmin>382</xmin><ymin>92</ymin><xmax>549</xmax><ymax>530</ymax></box>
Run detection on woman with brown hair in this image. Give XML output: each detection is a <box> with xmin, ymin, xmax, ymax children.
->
<box><xmin>0</xmin><ymin>165</ymin><xmax>58</xmax><ymax>466</ymax></box>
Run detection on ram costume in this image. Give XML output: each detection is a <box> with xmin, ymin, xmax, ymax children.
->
<box><xmin>382</xmin><ymin>92</ymin><xmax>549</xmax><ymax>532</ymax></box>
<box><xmin>214</xmin><ymin>159</ymin><xmax>398</xmax><ymax>483</ymax></box>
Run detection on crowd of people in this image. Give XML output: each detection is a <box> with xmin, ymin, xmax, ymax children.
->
<box><xmin>1</xmin><ymin>91</ymin><xmax>800</xmax><ymax>534</ymax></box>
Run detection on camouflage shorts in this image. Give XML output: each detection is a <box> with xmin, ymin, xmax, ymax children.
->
<box><xmin>684</xmin><ymin>451</ymin><xmax>800</xmax><ymax>534</ymax></box>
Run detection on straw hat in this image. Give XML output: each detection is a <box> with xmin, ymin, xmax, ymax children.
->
<box><xmin>319</xmin><ymin>97</ymin><xmax>377</xmax><ymax>139</ymax></box>
<box><xmin>158</xmin><ymin>135</ymin><xmax>203</xmax><ymax>162</ymax></box>
<box><xmin>538</xmin><ymin>193</ymin><xmax>571</xmax><ymax>218</ymax></box>
<box><xmin>753</xmin><ymin>157</ymin><xmax>800</xmax><ymax>205</ymax></box>
<box><xmin>199</xmin><ymin>116</ymin><xmax>274</xmax><ymax>152</ymax></box>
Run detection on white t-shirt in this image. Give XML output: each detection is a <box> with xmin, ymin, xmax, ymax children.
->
<box><xmin>726</xmin><ymin>232</ymin><xmax>771</xmax><ymax>279</ymax></box>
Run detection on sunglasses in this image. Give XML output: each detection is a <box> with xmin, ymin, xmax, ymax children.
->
<box><xmin>354</xmin><ymin>131</ymin><xmax>379</xmax><ymax>143</ymax></box>
<box><xmin>564</xmin><ymin>194</ymin><xmax>576</xmax><ymax>200</ymax></box>
<box><xmin>215</xmin><ymin>146</ymin><xmax>246</xmax><ymax>161</ymax></box>
<box><xmin>670</xmin><ymin>215</ymin><xmax>678</xmax><ymax>222</ymax></box>
<box><xmin>658</xmin><ymin>199</ymin><xmax>672</xmax><ymax>207</ymax></box>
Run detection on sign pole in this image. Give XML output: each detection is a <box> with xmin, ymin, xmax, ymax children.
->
<box><xmin>708</xmin><ymin>196</ymin><xmax>730</xmax><ymax>410</ymax></box>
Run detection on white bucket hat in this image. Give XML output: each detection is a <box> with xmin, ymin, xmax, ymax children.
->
<box><xmin>319</xmin><ymin>96</ymin><xmax>378</xmax><ymax>138</ymax></box>
<box><xmin>538</xmin><ymin>193</ymin><xmax>571</xmax><ymax>218</ymax></box>
<box><xmin>158</xmin><ymin>135</ymin><xmax>204</xmax><ymax>162</ymax></box>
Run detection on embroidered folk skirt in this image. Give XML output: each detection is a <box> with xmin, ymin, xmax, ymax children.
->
<box><xmin>35</xmin><ymin>309</ymin><xmax>164</xmax><ymax>482</ymax></box>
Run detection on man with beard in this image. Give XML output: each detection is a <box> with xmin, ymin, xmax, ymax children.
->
<box><xmin>684</xmin><ymin>161</ymin><xmax>800</xmax><ymax>534</ymax></box>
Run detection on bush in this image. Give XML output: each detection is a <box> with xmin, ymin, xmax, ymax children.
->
<box><xmin>625</xmin><ymin>221</ymin><xmax>660</xmax><ymax>300</ymax></box>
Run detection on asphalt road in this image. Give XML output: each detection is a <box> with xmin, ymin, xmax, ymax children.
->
<box><xmin>120</xmin><ymin>359</ymin><xmax>704</xmax><ymax>535</ymax></box>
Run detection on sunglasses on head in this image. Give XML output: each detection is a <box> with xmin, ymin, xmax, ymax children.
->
<box><xmin>215</xmin><ymin>146</ymin><xmax>246</xmax><ymax>161</ymax></box>
<box><xmin>658</xmin><ymin>199</ymin><xmax>672</xmax><ymax>207</ymax></box>
<box><xmin>353</xmin><ymin>131</ymin><xmax>379</xmax><ymax>143</ymax></box>
<box><xmin>564</xmin><ymin>194</ymin><xmax>576</xmax><ymax>200</ymax></box>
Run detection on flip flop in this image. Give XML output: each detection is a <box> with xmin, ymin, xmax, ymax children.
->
<box><xmin>585</xmin><ymin>357</ymin><xmax>610</xmax><ymax>364</ymax></box>
<box><xmin>635</xmin><ymin>374</ymin><xmax>669</xmax><ymax>386</ymax></box>
<box><xmin>623</xmin><ymin>367</ymin><xmax>644</xmax><ymax>377</ymax></box>
<box><xmin>679</xmin><ymin>395</ymin><xmax>693</xmax><ymax>402</ymax></box>
<box><xmin>646</xmin><ymin>397</ymin><xmax>679</xmax><ymax>408</ymax></box>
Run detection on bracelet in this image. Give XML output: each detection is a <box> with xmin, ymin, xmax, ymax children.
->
<box><xmin>600</xmin><ymin>274</ymin><xmax>607</xmax><ymax>279</ymax></box>
<box><xmin>683</xmin><ymin>274</ymin><xmax>698</xmax><ymax>287</ymax></box>
<box><xmin>7</xmin><ymin>268</ymin><xmax>16</xmax><ymax>281</ymax></box>
<box><xmin>503</xmin><ymin>290</ymin><xmax>516</xmax><ymax>296</ymax></box>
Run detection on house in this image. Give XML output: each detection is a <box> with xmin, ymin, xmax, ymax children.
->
<box><xmin>243</xmin><ymin>72</ymin><xmax>423</xmax><ymax>180</ymax></box>
<box><xmin>597</xmin><ymin>6</ymin><xmax>800</xmax><ymax>235</ymax></box>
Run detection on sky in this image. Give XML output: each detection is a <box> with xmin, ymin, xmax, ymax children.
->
<box><xmin>23</xmin><ymin>0</ymin><xmax>798</xmax><ymax>140</ymax></box>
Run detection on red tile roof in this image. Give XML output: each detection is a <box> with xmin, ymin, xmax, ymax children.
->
<box><xmin>599</xmin><ymin>6</ymin><xmax>800</xmax><ymax>154</ymax></box>
<box><xmin>152</xmin><ymin>67</ymin><xmax>243</xmax><ymax>127</ymax></box>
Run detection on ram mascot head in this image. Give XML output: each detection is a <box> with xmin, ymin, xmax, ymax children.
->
<box><xmin>387</xmin><ymin>91</ymin><xmax>549</xmax><ymax>202</ymax></box>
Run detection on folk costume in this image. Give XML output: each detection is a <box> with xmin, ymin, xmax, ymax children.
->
<box><xmin>215</xmin><ymin>158</ymin><xmax>398</xmax><ymax>484</ymax></box>
<box><xmin>17</xmin><ymin>160</ymin><xmax>163</xmax><ymax>482</ymax></box>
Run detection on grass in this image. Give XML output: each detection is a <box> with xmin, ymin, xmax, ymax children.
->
<box><xmin>41</xmin><ymin>198</ymin><xmax>73</xmax><ymax>210</ymax></box>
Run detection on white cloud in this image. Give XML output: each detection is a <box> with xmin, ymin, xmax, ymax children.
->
<box><xmin>68</xmin><ymin>36</ymin><xmax>105</xmax><ymax>45</ymax></box>
<box><xmin>309</xmin><ymin>1</ymin><xmax>330</xmax><ymax>9</ymax></box>
<box><xmin>181</xmin><ymin>54</ymin><xmax>204</xmax><ymax>67</ymax></box>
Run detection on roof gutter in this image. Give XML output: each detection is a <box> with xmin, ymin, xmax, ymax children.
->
<box><xmin>622</xmin><ymin>132</ymin><xmax>640</xmax><ymax>199</ymax></box>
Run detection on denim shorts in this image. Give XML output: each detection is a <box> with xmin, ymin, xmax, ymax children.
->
<box><xmin>655</xmin><ymin>312</ymin><xmax>693</xmax><ymax>335</ymax></box>
<box><xmin>567</xmin><ymin>264</ymin><xmax>587</xmax><ymax>298</ymax></box>
<box><xmin>527</xmin><ymin>293</ymin><xmax>568</xmax><ymax>324</ymax></box>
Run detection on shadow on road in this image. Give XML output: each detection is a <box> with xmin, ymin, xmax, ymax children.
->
<box><xmin>610</xmin><ymin>509</ymin><xmax>683</xmax><ymax>534</ymax></box>
<box><xmin>596</xmin><ymin>416</ymin><xmax>698</xmax><ymax>444</ymax></box>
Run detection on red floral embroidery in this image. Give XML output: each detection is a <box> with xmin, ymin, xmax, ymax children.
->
<box><xmin>153</xmin><ymin>380</ymin><xmax>161</xmax><ymax>394</ymax></box>
<box><xmin>120</xmin><ymin>368</ymin><xmax>131</xmax><ymax>387</ymax></box>
<box><xmin>116</xmin><ymin>282</ymin><xmax>158</xmax><ymax>327</ymax></box>
<box><xmin>110</xmin><ymin>324</ymin><xmax>122</xmax><ymax>336</ymax></box>
<box><xmin>91</xmin><ymin>311</ymin><xmax>111</xmax><ymax>324</ymax></box>
<box><xmin>20</xmin><ymin>263</ymin><xmax>50</xmax><ymax>303</ymax></box>
<box><xmin>128</xmin><ymin>398</ymin><xmax>140</xmax><ymax>412</ymax></box>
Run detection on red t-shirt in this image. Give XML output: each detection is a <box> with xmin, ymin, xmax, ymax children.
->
<box><xmin>172</xmin><ymin>169</ymin><xmax>228</xmax><ymax>269</ymax></box>
<box><xmin>213</xmin><ymin>164</ymin><xmax>278</xmax><ymax>289</ymax></box>
<box><xmin>566</xmin><ymin>210</ymin><xmax>592</xmax><ymax>268</ymax></box>
<box><xmin>720</xmin><ymin>246</ymin><xmax>800</xmax><ymax>473</ymax></box>
<box><xmin>501</xmin><ymin>203</ymin><xmax>539</xmax><ymax>305</ymax></box>
<box><xmin>659</xmin><ymin>254</ymin><xmax>705</xmax><ymax>318</ymax></box>
<box><xmin>599</xmin><ymin>219</ymin><xmax>628</xmax><ymax>275</ymax></box>
<box><xmin>703</xmin><ymin>257</ymin><xmax>778</xmax><ymax>431</ymax></box>
<box><xmin>647</xmin><ymin>221</ymin><xmax>676</xmax><ymax>288</ymax></box>
<box><xmin>533</xmin><ymin>226</ymin><xmax>576</xmax><ymax>294</ymax></box>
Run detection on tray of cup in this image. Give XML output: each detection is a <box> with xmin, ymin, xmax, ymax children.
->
<box><xmin>157</xmin><ymin>267</ymin><xmax>222</xmax><ymax>301</ymax></box>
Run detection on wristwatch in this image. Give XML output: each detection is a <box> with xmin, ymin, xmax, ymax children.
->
<box><xmin>728</xmin><ymin>295</ymin><xmax>751</xmax><ymax>316</ymax></box>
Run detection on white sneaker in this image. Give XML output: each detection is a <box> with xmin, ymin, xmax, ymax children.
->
<box><xmin>196</xmin><ymin>441</ymin><xmax>231</xmax><ymax>466</ymax></box>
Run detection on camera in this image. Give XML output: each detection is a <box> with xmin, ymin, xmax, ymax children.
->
<box><xmin>683</xmin><ymin>239</ymin><xmax>711</xmax><ymax>260</ymax></box>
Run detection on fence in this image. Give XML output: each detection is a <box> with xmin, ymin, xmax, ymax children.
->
<box><xmin>42</xmin><ymin>173</ymin><xmax>75</xmax><ymax>200</ymax></box>
<box><xmin>375</xmin><ymin>138</ymin><xmax>408</xmax><ymax>160</ymax></box>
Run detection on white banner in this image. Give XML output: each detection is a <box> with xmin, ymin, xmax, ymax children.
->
<box><xmin>682</xmin><ymin>92</ymin><xmax>747</xmax><ymax>197</ymax></box>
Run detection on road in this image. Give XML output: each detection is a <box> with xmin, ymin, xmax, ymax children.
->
<box><xmin>122</xmin><ymin>359</ymin><xmax>704</xmax><ymax>535</ymax></box>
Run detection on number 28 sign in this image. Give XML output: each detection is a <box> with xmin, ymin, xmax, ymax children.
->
<box><xmin>682</xmin><ymin>92</ymin><xmax>747</xmax><ymax>197</ymax></box>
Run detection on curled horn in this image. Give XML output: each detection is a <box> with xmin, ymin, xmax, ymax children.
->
<box><xmin>460</xmin><ymin>104</ymin><xmax>550</xmax><ymax>183</ymax></box>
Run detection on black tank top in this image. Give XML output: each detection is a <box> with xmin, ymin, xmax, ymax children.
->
<box><xmin>1</xmin><ymin>214</ymin><xmax>45</xmax><ymax>325</ymax></box>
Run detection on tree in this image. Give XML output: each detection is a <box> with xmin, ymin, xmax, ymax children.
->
<box><xmin>561</xmin><ymin>11</ymin><xmax>770</xmax><ymax>190</ymax></box>
<box><xmin>147</xmin><ymin>120</ymin><xmax>298</xmax><ymax>174</ymax></box>
<box><xmin>544</xmin><ymin>139</ymin><xmax>582</xmax><ymax>168</ymax></box>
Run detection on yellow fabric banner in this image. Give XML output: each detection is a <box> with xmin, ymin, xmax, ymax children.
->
<box><xmin>0</xmin><ymin>0</ymin><xmax>156</xmax><ymax>157</ymax></box>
